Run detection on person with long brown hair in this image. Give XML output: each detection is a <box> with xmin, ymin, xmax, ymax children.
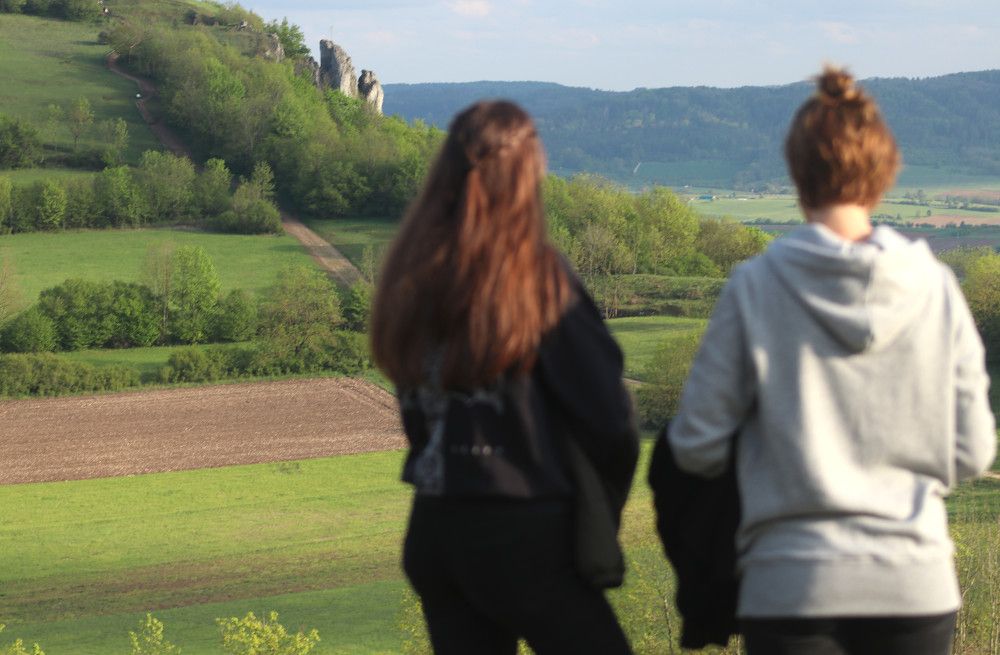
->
<box><xmin>666</xmin><ymin>67</ymin><xmax>996</xmax><ymax>654</ymax></box>
<box><xmin>371</xmin><ymin>101</ymin><xmax>638</xmax><ymax>654</ymax></box>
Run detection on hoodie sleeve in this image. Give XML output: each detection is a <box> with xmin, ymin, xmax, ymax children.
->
<box><xmin>949</xmin><ymin>275</ymin><xmax>997</xmax><ymax>481</ymax></box>
<box><xmin>668</xmin><ymin>275</ymin><xmax>755</xmax><ymax>478</ymax></box>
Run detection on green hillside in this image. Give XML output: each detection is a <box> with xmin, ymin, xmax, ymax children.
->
<box><xmin>385</xmin><ymin>73</ymin><xmax>1000</xmax><ymax>190</ymax></box>
<box><xmin>0</xmin><ymin>13</ymin><xmax>159</xmax><ymax>164</ymax></box>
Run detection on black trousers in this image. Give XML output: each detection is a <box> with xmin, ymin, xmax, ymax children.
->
<box><xmin>403</xmin><ymin>496</ymin><xmax>632</xmax><ymax>655</ymax></box>
<box><xmin>742</xmin><ymin>612</ymin><xmax>957</xmax><ymax>655</ymax></box>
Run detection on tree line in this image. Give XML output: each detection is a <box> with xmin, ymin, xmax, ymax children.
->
<box><xmin>0</xmin><ymin>154</ymin><xmax>281</xmax><ymax>234</ymax></box>
<box><xmin>0</xmin><ymin>0</ymin><xmax>100</xmax><ymax>20</ymax></box>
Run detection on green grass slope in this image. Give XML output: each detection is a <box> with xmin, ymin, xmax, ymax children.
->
<box><xmin>0</xmin><ymin>13</ymin><xmax>159</xmax><ymax>165</ymax></box>
<box><xmin>0</xmin><ymin>228</ymin><xmax>315</xmax><ymax>303</ymax></box>
<box><xmin>1</xmin><ymin>443</ymin><xmax>996</xmax><ymax>654</ymax></box>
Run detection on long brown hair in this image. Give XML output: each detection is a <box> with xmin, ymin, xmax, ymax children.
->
<box><xmin>785</xmin><ymin>66</ymin><xmax>901</xmax><ymax>210</ymax></box>
<box><xmin>371</xmin><ymin>101</ymin><xmax>569</xmax><ymax>389</ymax></box>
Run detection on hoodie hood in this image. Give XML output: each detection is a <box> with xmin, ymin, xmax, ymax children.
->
<box><xmin>765</xmin><ymin>223</ymin><xmax>939</xmax><ymax>353</ymax></box>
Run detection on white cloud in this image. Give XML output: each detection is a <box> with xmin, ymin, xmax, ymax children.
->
<box><xmin>448</xmin><ymin>0</ymin><xmax>492</xmax><ymax>17</ymax></box>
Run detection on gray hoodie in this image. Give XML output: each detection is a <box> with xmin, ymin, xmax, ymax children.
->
<box><xmin>668</xmin><ymin>223</ymin><xmax>996</xmax><ymax>618</ymax></box>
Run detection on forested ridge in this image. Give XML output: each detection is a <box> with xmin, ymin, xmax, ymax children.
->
<box><xmin>386</xmin><ymin>72</ymin><xmax>1000</xmax><ymax>188</ymax></box>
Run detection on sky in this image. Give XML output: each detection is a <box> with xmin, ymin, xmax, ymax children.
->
<box><xmin>246</xmin><ymin>1</ymin><xmax>1000</xmax><ymax>91</ymax></box>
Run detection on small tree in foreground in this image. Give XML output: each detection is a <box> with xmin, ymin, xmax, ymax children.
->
<box><xmin>129</xmin><ymin>614</ymin><xmax>179</xmax><ymax>655</ymax></box>
<box><xmin>0</xmin><ymin>624</ymin><xmax>45</xmax><ymax>655</ymax></box>
<box><xmin>217</xmin><ymin>611</ymin><xmax>319</xmax><ymax>655</ymax></box>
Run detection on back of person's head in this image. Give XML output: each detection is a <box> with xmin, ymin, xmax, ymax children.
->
<box><xmin>371</xmin><ymin>100</ymin><xmax>568</xmax><ymax>389</ymax></box>
<box><xmin>785</xmin><ymin>66</ymin><xmax>901</xmax><ymax>210</ymax></box>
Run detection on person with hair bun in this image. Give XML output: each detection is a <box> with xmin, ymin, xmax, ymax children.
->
<box><xmin>372</xmin><ymin>100</ymin><xmax>637</xmax><ymax>654</ymax></box>
<box><xmin>666</xmin><ymin>67</ymin><xmax>996</xmax><ymax>654</ymax></box>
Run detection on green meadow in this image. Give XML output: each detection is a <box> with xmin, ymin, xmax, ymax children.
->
<box><xmin>1</xmin><ymin>442</ymin><xmax>997</xmax><ymax>654</ymax></box>
<box><xmin>0</xmin><ymin>13</ymin><xmax>159</xmax><ymax>164</ymax></box>
<box><xmin>303</xmin><ymin>218</ymin><xmax>399</xmax><ymax>270</ymax></box>
<box><xmin>608</xmin><ymin>316</ymin><xmax>707</xmax><ymax>381</ymax></box>
<box><xmin>691</xmin><ymin>194</ymin><xmax>1000</xmax><ymax>224</ymax></box>
<box><xmin>0</xmin><ymin>229</ymin><xmax>315</xmax><ymax>303</ymax></box>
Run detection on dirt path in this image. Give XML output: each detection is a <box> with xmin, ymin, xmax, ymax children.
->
<box><xmin>105</xmin><ymin>51</ymin><xmax>364</xmax><ymax>287</ymax></box>
<box><xmin>106</xmin><ymin>52</ymin><xmax>193</xmax><ymax>160</ymax></box>
<box><xmin>281</xmin><ymin>214</ymin><xmax>363</xmax><ymax>288</ymax></box>
<box><xmin>0</xmin><ymin>378</ymin><xmax>404</xmax><ymax>486</ymax></box>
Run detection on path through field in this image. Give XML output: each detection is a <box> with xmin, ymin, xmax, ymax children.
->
<box><xmin>105</xmin><ymin>52</ymin><xmax>365</xmax><ymax>287</ymax></box>
<box><xmin>0</xmin><ymin>378</ymin><xmax>404</xmax><ymax>485</ymax></box>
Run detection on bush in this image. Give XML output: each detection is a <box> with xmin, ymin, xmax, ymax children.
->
<box><xmin>635</xmin><ymin>330</ymin><xmax>704</xmax><ymax>428</ymax></box>
<box><xmin>212</xmin><ymin>289</ymin><xmax>258</xmax><ymax>342</ymax></box>
<box><xmin>129</xmin><ymin>614</ymin><xmax>179</xmax><ymax>655</ymax></box>
<box><xmin>340</xmin><ymin>281</ymin><xmax>372</xmax><ymax>332</ymax></box>
<box><xmin>962</xmin><ymin>252</ymin><xmax>1000</xmax><ymax>363</ymax></box>
<box><xmin>35</xmin><ymin>279</ymin><xmax>169</xmax><ymax>350</ymax></box>
<box><xmin>0</xmin><ymin>353</ymin><xmax>139</xmax><ymax>397</ymax></box>
<box><xmin>160</xmin><ymin>347</ymin><xmax>227</xmax><ymax>383</ymax></box>
<box><xmin>217</xmin><ymin>611</ymin><xmax>319</xmax><ymax>655</ymax></box>
<box><xmin>1</xmin><ymin>306</ymin><xmax>57</xmax><ymax>353</ymax></box>
<box><xmin>0</xmin><ymin>114</ymin><xmax>41</xmax><ymax>168</ymax></box>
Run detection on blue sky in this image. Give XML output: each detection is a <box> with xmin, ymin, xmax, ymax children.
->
<box><xmin>246</xmin><ymin>1</ymin><xmax>1000</xmax><ymax>90</ymax></box>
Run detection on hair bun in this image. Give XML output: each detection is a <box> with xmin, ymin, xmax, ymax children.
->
<box><xmin>817</xmin><ymin>66</ymin><xmax>859</xmax><ymax>102</ymax></box>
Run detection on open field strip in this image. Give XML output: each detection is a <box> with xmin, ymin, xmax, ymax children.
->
<box><xmin>691</xmin><ymin>195</ymin><xmax>1000</xmax><ymax>224</ymax></box>
<box><xmin>608</xmin><ymin>316</ymin><xmax>707</xmax><ymax>381</ymax></box>
<box><xmin>0</xmin><ymin>229</ymin><xmax>316</xmax><ymax>302</ymax></box>
<box><xmin>0</xmin><ymin>14</ymin><xmax>159</xmax><ymax>163</ymax></box>
<box><xmin>302</xmin><ymin>218</ymin><xmax>398</xmax><ymax>270</ymax></box>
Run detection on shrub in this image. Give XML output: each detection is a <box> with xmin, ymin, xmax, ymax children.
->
<box><xmin>38</xmin><ymin>279</ymin><xmax>115</xmax><ymax>350</ymax></box>
<box><xmin>962</xmin><ymin>252</ymin><xmax>1000</xmax><ymax>363</ymax></box>
<box><xmin>212</xmin><ymin>289</ymin><xmax>258</xmax><ymax>342</ymax></box>
<box><xmin>635</xmin><ymin>330</ymin><xmax>705</xmax><ymax>428</ymax></box>
<box><xmin>0</xmin><ymin>114</ymin><xmax>41</xmax><ymax>169</ymax></box>
<box><xmin>128</xmin><ymin>614</ymin><xmax>179</xmax><ymax>655</ymax></box>
<box><xmin>217</xmin><ymin>611</ymin><xmax>319</xmax><ymax>655</ymax></box>
<box><xmin>340</xmin><ymin>281</ymin><xmax>372</xmax><ymax>332</ymax></box>
<box><xmin>331</xmin><ymin>330</ymin><xmax>371</xmax><ymax>374</ymax></box>
<box><xmin>0</xmin><ymin>353</ymin><xmax>138</xmax><ymax>397</ymax></box>
<box><xmin>161</xmin><ymin>347</ymin><xmax>226</xmax><ymax>383</ymax></box>
<box><xmin>1</xmin><ymin>306</ymin><xmax>57</xmax><ymax>353</ymax></box>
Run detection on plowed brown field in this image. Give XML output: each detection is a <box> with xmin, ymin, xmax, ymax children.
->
<box><xmin>0</xmin><ymin>378</ymin><xmax>404</xmax><ymax>485</ymax></box>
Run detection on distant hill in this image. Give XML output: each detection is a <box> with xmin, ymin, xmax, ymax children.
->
<box><xmin>385</xmin><ymin>72</ymin><xmax>1000</xmax><ymax>189</ymax></box>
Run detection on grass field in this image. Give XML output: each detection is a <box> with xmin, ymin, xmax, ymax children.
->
<box><xmin>1</xmin><ymin>442</ymin><xmax>996</xmax><ymax>654</ymax></box>
<box><xmin>0</xmin><ymin>228</ymin><xmax>316</xmax><ymax>303</ymax></box>
<box><xmin>608</xmin><ymin>315</ymin><xmax>707</xmax><ymax>381</ymax></box>
<box><xmin>303</xmin><ymin>218</ymin><xmax>398</xmax><ymax>271</ymax></box>
<box><xmin>691</xmin><ymin>194</ymin><xmax>1000</xmax><ymax>224</ymax></box>
<box><xmin>0</xmin><ymin>14</ymin><xmax>159</xmax><ymax>165</ymax></box>
<box><xmin>0</xmin><ymin>168</ymin><xmax>98</xmax><ymax>185</ymax></box>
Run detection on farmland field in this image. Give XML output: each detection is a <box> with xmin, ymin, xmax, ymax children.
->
<box><xmin>0</xmin><ymin>14</ymin><xmax>159</xmax><ymax>164</ymax></box>
<box><xmin>0</xmin><ymin>229</ymin><xmax>315</xmax><ymax>302</ymax></box>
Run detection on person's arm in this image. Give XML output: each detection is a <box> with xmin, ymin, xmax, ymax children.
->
<box><xmin>951</xmin><ymin>280</ymin><xmax>997</xmax><ymax>481</ymax></box>
<box><xmin>668</xmin><ymin>276</ymin><xmax>755</xmax><ymax>478</ymax></box>
<box><xmin>537</xmin><ymin>287</ymin><xmax>639</xmax><ymax>500</ymax></box>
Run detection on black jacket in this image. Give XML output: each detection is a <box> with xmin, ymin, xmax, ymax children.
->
<box><xmin>398</xmin><ymin>278</ymin><xmax>638</xmax><ymax>510</ymax></box>
<box><xmin>648</xmin><ymin>426</ymin><xmax>740</xmax><ymax>649</ymax></box>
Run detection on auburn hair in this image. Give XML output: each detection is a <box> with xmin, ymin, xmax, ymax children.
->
<box><xmin>785</xmin><ymin>66</ymin><xmax>901</xmax><ymax>210</ymax></box>
<box><xmin>370</xmin><ymin>101</ymin><xmax>569</xmax><ymax>389</ymax></box>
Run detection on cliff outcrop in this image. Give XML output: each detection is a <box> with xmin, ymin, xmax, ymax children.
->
<box><xmin>314</xmin><ymin>39</ymin><xmax>383</xmax><ymax>115</ymax></box>
<box><xmin>358</xmin><ymin>70</ymin><xmax>384</xmax><ymax>115</ymax></box>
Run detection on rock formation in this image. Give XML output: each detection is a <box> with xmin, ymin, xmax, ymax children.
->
<box><xmin>261</xmin><ymin>33</ymin><xmax>284</xmax><ymax>62</ymax></box>
<box><xmin>296</xmin><ymin>56</ymin><xmax>322</xmax><ymax>88</ymax></box>
<box><xmin>320</xmin><ymin>39</ymin><xmax>358</xmax><ymax>98</ymax></box>
<box><xmin>358</xmin><ymin>70</ymin><xmax>384</xmax><ymax>115</ymax></box>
